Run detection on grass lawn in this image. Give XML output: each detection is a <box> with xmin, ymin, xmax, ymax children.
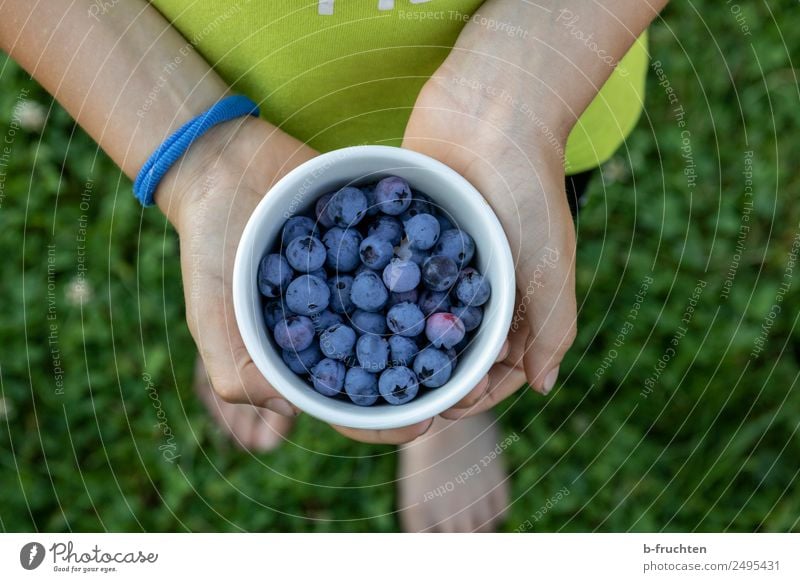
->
<box><xmin>1</xmin><ymin>1</ymin><xmax>798</xmax><ymax>532</ymax></box>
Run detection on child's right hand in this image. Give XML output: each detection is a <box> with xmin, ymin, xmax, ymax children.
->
<box><xmin>156</xmin><ymin>116</ymin><xmax>435</xmax><ymax>445</ymax></box>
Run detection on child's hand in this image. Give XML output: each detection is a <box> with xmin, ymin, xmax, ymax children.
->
<box><xmin>157</xmin><ymin>117</ymin><xmax>434</xmax><ymax>444</ymax></box>
<box><xmin>403</xmin><ymin>62</ymin><xmax>578</xmax><ymax>416</ymax></box>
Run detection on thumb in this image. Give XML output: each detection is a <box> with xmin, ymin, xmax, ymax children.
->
<box><xmin>520</xmin><ymin>227</ymin><xmax>578</xmax><ymax>395</ymax></box>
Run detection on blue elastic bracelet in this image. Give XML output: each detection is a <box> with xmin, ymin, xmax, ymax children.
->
<box><xmin>133</xmin><ymin>95</ymin><xmax>260</xmax><ymax>207</ymax></box>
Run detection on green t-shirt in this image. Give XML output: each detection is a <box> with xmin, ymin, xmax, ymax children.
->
<box><xmin>150</xmin><ymin>0</ymin><xmax>648</xmax><ymax>174</ymax></box>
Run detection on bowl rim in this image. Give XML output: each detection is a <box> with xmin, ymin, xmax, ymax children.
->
<box><xmin>233</xmin><ymin>145</ymin><xmax>515</xmax><ymax>429</ymax></box>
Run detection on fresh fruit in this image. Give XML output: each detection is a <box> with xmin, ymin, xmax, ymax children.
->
<box><xmin>323</xmin><ymin>228</ymin><xmax>362</xmax><ymax>272</ymax></box>
<box><xmin>351</xmin><ymin>309</ymin><xmax>388</xmax><ymax>335</ymax></box>
<box><xmin>356</xmin><ymin>334</ymin><xmax>389</xmax><ymax>373</ymax></box>
<box><xmin>388</xmin><ymin>335</ymin><xmax>418</xmax><ymax>367</ymax></box>
<box><xmin>326</xmin><ymin>186</ymin><xmax>367</xmax><ymax>227</ymax></box>
<box><xmin>359</xmin><ymin>235</ymin><xmax>394</xmax><ymax>270</ymax></box>
<box><xmin>327</xmin><ymin>274</ymin><xmax>355</xmax><ymax>314</ymax></box>
<box><xmin>285</xmin><ymin>235</ymin><xmax>327</xmax><ymax>272</ymax></box>
<box><xmin>378</xmin><ymin>366</ymin><xmax>419</xmax><ymax>404</ymax></box>
<box><xmin>418</xmin><ymin>289</ymin><xmax>451</xmax><ymax>317</ymax></box>
<box><xmin>425</xmin><ymin>312</ymin><xmax>466</xmax><ymax>349</ymax></box>
<box><xmin>282</xmin><ymin>343</ymin><xmax>323</xmax><ymax>374</ymax></box>
<box><xmin>373</xmin><ymin>176</ymin><xmax>412</xmax><ymax>215</ymax></box>
<box><xmin>413</xmin><ymin>347</ymin><xmax>453</xmax><ymax>388</ymax></box>
<box><xmin>404</xmin><ymin>213</ymin><xmax>440</xmax><ymax>250</ymax></box>
<box><xmin>285</xmin><ymin>274</ymin><xmax>330</xmax><ymax>315</ymax></box>
<box><xmin>281</xmin><ymin>216</ymin><xmax>316</xmax><ymax>246</ymax></box>
<box><xmin>350</xmin><ymin>270</ymin><xmax>389</xmax><ymax>312</ymax></box>
<box><xmin>386</xmin><ymin>302</ymin><xmax>425</xmax><ymax>337</ymax></box>
<box><xmin>257</xmin><ymin>253</ymin><xmax>292</xmax><ymax>298</ymax></box>
<box><xmin>273</xmin><ymin>315</ymin><xmax>315</xmax><ymax>351</ymax></box>
<box><xmin>261</xmin><ymin>175</ymin><xmax>491</xmax><ymax>407</ymax></box>
<box><xmin>455</xmin><ymin>268</ymin><xmax>491</xmax><ymax>306</ymax></box>
<box><xmin>450</xmin><ymin>305</ymin><xmax>483</xmax><ymax>332</ymax></box>
<box><xmin>319</xmin><ymin>323</ymin><xmax>357</xmax><ymax>361</ymax></box>
<box><xmin>382</xmin><ymin>258</ymin><xmax>421</xmax><ymax>293</ymax></box>
<box><xmin>421</xmin><ymin>255</ymin><xmax>459</xmax><ymax>292</ymax></box>
<box><xmin>434</xmin><ymin>228</ymin><xmax>475</xmax><ymax>268</ymax></box>
<box><xmin>344</xmin><ymin>367</ymin><xmax>380</xmax><ymax>406</ymax></box>
<box><xmin>311</xmin><ymin>358</ymin><xmax>345</xmax><ymax>396</ymax></box>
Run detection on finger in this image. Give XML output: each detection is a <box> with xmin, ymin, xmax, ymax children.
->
<box><xmin>447</xmin><ymin>374</ymin><xmax>490</xmax><ymax>410</ymax></box>
<box><xmin>331</xmin><ymin>419</ymin><xmax>435</xmax><ymax>445</ymax></box>
<box><xmin>440</xmin><ymin>362</ymin><xmax>526</xmax><ymax>420</ymax></box>
<box><xmin>495</xmin><ymin>340</ymin><xmax>510</xmax><ymax>363</ymax></box>
<box><xmin>519</xmin><ymin>225</ymin><xmax>577</xmax><ymax>395</ymax></box>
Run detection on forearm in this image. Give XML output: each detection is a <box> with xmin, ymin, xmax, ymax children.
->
<box><xmin>444</xmin><ymin>0</ymin><xmax>668</xmax><ymax>138</ymax></box>
<box><xmin>0</xmin><ymin>0</ymin><xmax>229</xmax><ymax>179</ymax></box>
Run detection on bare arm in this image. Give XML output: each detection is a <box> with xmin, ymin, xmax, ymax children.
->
<box><xmin>405</xmin><ymin>0</ymin><xmax>668</xmax><ymax>413</ymax></box>
<box><xmin>0</xmin><ymin>0</ymin><xmax>229</xmax><ymax>180</ymax></box>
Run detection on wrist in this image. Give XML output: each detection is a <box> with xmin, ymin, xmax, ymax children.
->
<box><xmin>432</xmin><ymin>58</ymin><xmax>573</xmax><ymax>149</ymax></box>
<box><xmin>154</xmin><ymin>114</ymin><xmax>261</xmax><ymax>228</ymax></box>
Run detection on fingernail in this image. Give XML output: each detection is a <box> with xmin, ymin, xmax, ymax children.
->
<box><xmin>542</xmin><ymin>366</ymin><xmax>559</xmax><ymax>395</ymax></box>
<box><xmin>264</xmin><ymin>398</ymin><xmax>298</xmax><ymax>417</ymax></box>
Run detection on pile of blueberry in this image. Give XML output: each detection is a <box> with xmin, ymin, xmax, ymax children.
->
<box><xmin>258</xmin><ymin>175</ymin><xmax>491</xmax><ymax>406</ymax></box>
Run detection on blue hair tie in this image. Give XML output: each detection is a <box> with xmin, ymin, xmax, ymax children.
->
<box><xmin>133</xmin><ymin>95</ymin><xmax>260</xmax><ymax>207</ymax></box>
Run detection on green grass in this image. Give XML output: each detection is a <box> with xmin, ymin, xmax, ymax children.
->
<box><xmin>1</xmin><ymin>1</ymin><xmax>798</xmax><ymax>532</ymax></box>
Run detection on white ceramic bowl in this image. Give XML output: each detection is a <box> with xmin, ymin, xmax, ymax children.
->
<box><xmin>233</xmin><ymin>145</ymin><xmax>514</xmax><ymax>430</ymax></box>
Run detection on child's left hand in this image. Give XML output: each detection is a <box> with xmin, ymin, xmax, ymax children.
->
<box><xmin>403</xmin><ymin>59</ymin><xmax>579</xmax><ymax>417</ymax></box>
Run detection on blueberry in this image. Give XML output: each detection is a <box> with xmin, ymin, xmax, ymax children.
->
<box><xmin>327</xmin><ymin>186</ymin><xmax>368</xmax><ymax>227</ymax></box>
<box><xmin>264</xmin><ymin>300</ymin><xmax>290</xmax><ymax>329</ymax></box>
<box><xmin>350</xmin><ymin>270</ymin><xmax>389</xmax><ymax>312</ymax></box>
<box><xmin>404</xmin><ymin>213</ymin><xmax>440</xmax><ymax>250</ymax></box>
<box><xmin>412</xmin><ymin>347</ymin><xmax>453</xmax><ymax>388</ymax></box>
<box><xmin>315</xmin><ymin>193</ymin><xmax>336</xmax><ymax>228</ymax></box>
<box><xmin>273</xmin><ymin>315</ymin><xmax>315</xmax><ymax>351</ymax></box>
<box><xmin>282</xmin><ymin>216</ymin><xmax>316</xmax><ymax>247</ymax></box>
<box><xmin>285</xmin><ymin>274</ymin><xmax>330</xmax><ymax>315</ymax></box>
<box><xmin>455</xmin><ymin>268</ymin><xmax>491</xmax><ymax>306</ymax></box>
<box><xmin>350</xmin><ymin>309</ymin><xmax>388</xmax><ymax>335</ymax></box>
<box><xmin>285</xmin><ymin>236</ymin><xmax>326</xmax><ymax>273</ymax></box>
<box><xmin>356</xmin><ymin>334</ymin><xmax>389</xmax><ymax>373</ymax></box>
<box><xmin>374</xmin><ymin>176</ymin><xmax>412</xmax><ymax>216</ymax></box>
<box><xmin>388</xmin><ymin>335</ymin><xmax>419</xmax><ymax>367</ymax></box>
<box><xmin>367</xmin><ymin>216</ymin><xmax>403</xmax><ymax>246</ymax></box>
<box><xmin>446</xmin><ymin>346</ymin><xmax>459</xmax><ymax>368</ymax></box>
<box><xmin>387</xmin><ymin>289</ymin><xmax>419</xmax><ymax>309</ymax></box>
<box><xmin>319</xmin><ymin>323</ymin><xmax>357</xmax><ymax>360</ymax></box>
<box><xmin>327</xmin><ymin>274</ymin><xmax>355</xmax><ymax>314</ymax></box>
<box><xmin>382</xmin><ymin>258</ymin><xmax>421</xmax><ymax>293</ymax></box>
<box><xmin>401</xmin><ymin>193</ymin><xmax>435</xmax><ymax>220</ymax></box>
<box><xmin>435</xmin><ymin>214</ymin><xmax>454</xmax><ymax>233</ymax></box>
<box><xmin>362</xmin><ymin>184</ymin><xmax>380</xmax><ymax>216</ymax></box>
<box><xmin>257</xmin><ymin>253</ymin><xmax>292</xmax><ymax>298</ymax></box>
<box><xmin>425</xmin><ymin>312</ymin><xmax>466</xmax><ymax>349</ymax></box>
<box><xmin>323</xmin><ymin>227</ymin><xmax>362</xmax><ymax>272</ymax></box>
<box><xmin>434</xmin><ymin>229</ymin><xmax>475</xmax><ymax>269</ymax></box>
<box><xmin>311</xmin><ymin>358</ymin><xmax>345</xmax><ymax>396</ymax></box>
<box><xmin>309</xmin><ymin>268</ymin><xmax>328</xmax><ymax>281</ymax></box>
<box><xmin>282</xmin><ymin>343</ymin><xmax>323</xmax><ymax>374</ymax></box>
<box><xmin>378</xmin><ymin>366</ymin><xmax>419</xmax><ymax>405</ymax></box>
<box><xmin>386</xmin><ymin>302</ymin><xmax>426</xmax><ymax>337</ymax></box>
<box><xmin>421</xmin><ymin>255</ymin><xmax>459</xmax><ymax>291</ymax></box>
<box><xmin>311</xmin><ymin>309</ymin><xmax>344</xmax><ymax>332</ymax></box>
<box><xmin>450</xmin><ymin>305</ymin><xmax>483</xmax><ymax>332</ymax></box>
<box><xmin>418</xmin><ymin>289</ymin><xmax>451</xmax><ymax>316</ymax></box>
<box><xmin>359</xmin><ymin>235</ymin><xmax>394</xmax><ymax>270</ymax></box>
<box><xmin>393</xmin><ymin>239</ymin><xmax>426</xmax><ymax>266</ymax></box>
<box><xmin>344</xmin><ymin>367</ymin><xmax>380</xmax><ymax>406</ymax></box>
